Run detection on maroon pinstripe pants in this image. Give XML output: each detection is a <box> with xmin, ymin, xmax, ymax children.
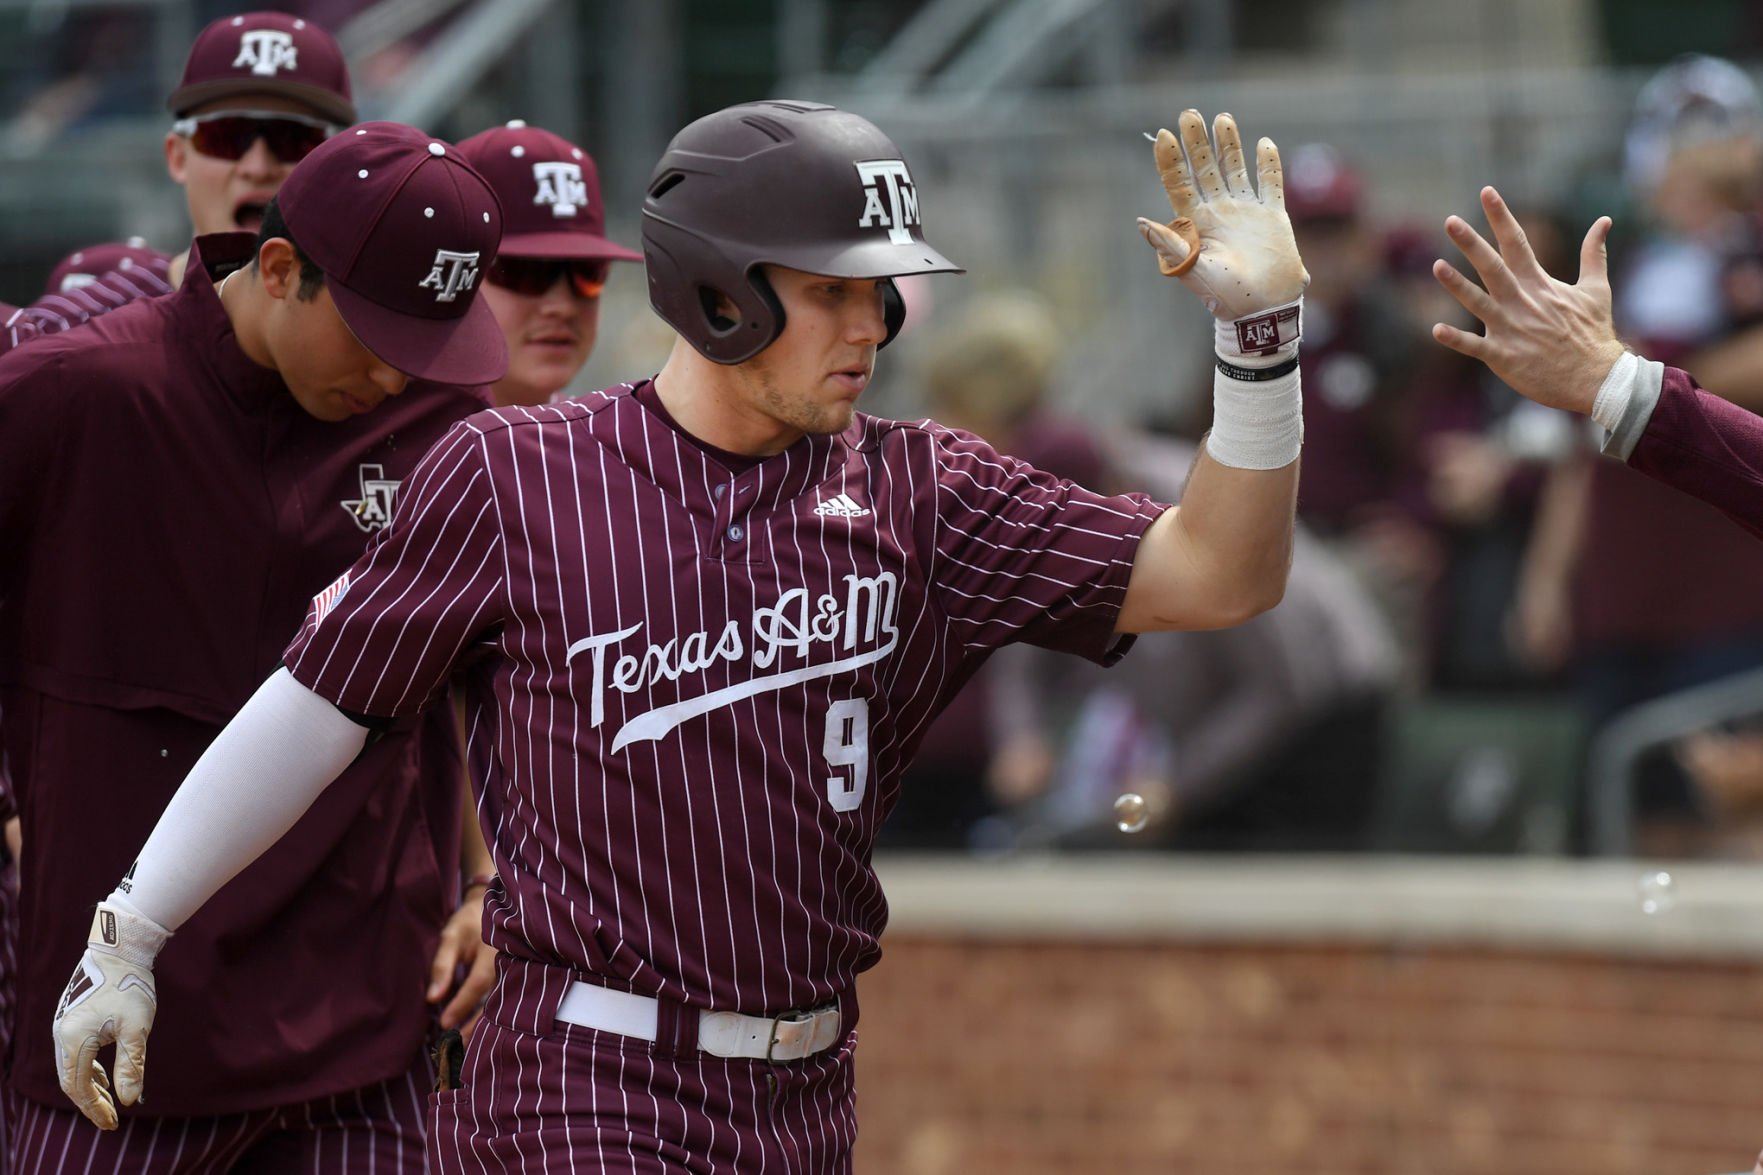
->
<box><xmin>8</xmin><ymin>1053</ymin><xmax>431</xmax><ymax>1174</ymax></box>
<box><xmin>427</xmin><ymin>960</ymin><xmax>857</xmax><ymax>1173</ymax></box>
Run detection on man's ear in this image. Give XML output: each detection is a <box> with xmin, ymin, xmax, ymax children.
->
<box><xmin>164</xmin><ymin>131</ymin><xmax>188</xmax><ymax>185</ymax></box>
<box><xmin>256</xmin><ymin>238</ymin><xmax>299</xmax><ymax>299</ymax></box>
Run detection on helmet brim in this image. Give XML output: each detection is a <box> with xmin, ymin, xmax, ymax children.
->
<box><xmin>754</xmin><ymin>236</ymin><xmax>964</xmax><ymax>280</ymax></box>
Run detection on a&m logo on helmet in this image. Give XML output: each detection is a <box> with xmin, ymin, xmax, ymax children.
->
<box><xmin>420</xmin><ymin>249</ymin><xmax>481</xmax><ymax>303</ymax></box>
<box><xmin>533</xmin><ymin>161</ymin><xmax>588</xmax><ymax>218</ymax></box>
<box><xmin>855</xmin><ymin>160</ymin><xmax>921</xmax><ymax>245</ymax></box>
<box><xmin>234</xmin><ymin>29</ymin><xmax>298</xmax><ymax>77</ymax></box>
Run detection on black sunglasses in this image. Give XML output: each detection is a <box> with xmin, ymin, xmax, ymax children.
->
<box><xmin>485</xmin><ymin>257</ymin><xmax>610</xmax><ymax>300</ymax></box>
<box><xmin>171</xmin><ymin>110</ymin><xmax>336</xmax><ymax>164</ymax></box>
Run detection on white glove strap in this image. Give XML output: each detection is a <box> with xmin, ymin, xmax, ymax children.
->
<box><xmin>89</xmin><ymin>896</ymin><xmax>170</xmax><ymax>969</ymax></box>
<box><xmin>1215</xmin><ymin>297</ymin><xmax>1302</xmax><ymax>364</ymax></box>
<box><xmin>1207</xmin><ymin>356</ymin><xmax>1303</xmax><ymax>470</ymax></box>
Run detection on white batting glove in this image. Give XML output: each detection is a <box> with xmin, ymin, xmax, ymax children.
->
<box><xmin>52</xmin><ymin>897</ymin><xmax>169</xmax><ymax>1130</ymax></box>
<box><xmin>1138</xmin><ymin>110</ymin><xmax>1309</xmax><ymax>359</ymax></box>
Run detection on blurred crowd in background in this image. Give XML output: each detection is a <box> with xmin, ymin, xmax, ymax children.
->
<box><xmin>12</xmin><ymin>0</ymin><xmax>1763</xmax><ymax>863</ymax></box>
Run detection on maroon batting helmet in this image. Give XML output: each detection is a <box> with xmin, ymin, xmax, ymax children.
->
<box><xmin>641</xmin><ymin>100</ymin><xmax>963</xmax><ymax>365</ymax></box>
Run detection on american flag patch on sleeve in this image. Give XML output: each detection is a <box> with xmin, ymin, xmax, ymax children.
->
<box><xmin>312</xmin><ymin>571</ymin><xmax>352</xmax><ymax>621</ymax></box>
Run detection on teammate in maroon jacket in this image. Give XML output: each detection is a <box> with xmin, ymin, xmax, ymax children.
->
<box><xmin>1433</xmin><ymin>185</ymin><xmax>1763</xmax><ymax>542</ymax></box>
<box><xmin>52</xmin><ymin>102</ymin><xmax>1309</xmax><ymax>1172</ymax></box>
<box><xmin>12</xmin><ymin>123</ymin><xmax>505</xmax><ymax>1171</ymax></box>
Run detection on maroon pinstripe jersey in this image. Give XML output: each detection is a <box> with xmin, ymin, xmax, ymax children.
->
<box><xmin>1626</xmin><ymin>365</ymin><xmax>1763</xmax><ymax>543</ymax></box>
<box><xmin>1</xmin><ymin>252</ymin><xmax>174</xmax><ymax>357</ymax></box>
<box><xmin>285</xmin><ymin>381</ymin><xmax>1166</xmax><ymax>1014</ymax></box>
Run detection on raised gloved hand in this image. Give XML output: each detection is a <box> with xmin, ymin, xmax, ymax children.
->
<box><xmin>53</xmin><ymin>897</ymin><xmax>169</xmax><ymax>1129</ymax></box>
<box><xmin>1138</xmin><ymin>110</ymin><xmax>1309</xmax><ymax>353</ymax></box>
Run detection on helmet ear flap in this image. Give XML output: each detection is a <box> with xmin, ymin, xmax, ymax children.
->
<box><xmin>879</xmin><ymin>278</ymin><xmax>905</xmax><ymax>350</ymax></box>
<box><xmin>692</xmin><ymin>276</ymin><xmax>783</xmax><ymax>364</ymax></box>
<box><xmin>741</xmin><ymin>267</ymin><xmax>787</xmax><ymax>359</ymax></box>
<box><xmin>644</xmin><ymin>218</ymin><xmax>786</xmax><ymax>365</ymax></box>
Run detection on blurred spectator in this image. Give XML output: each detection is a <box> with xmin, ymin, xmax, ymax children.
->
<box><xmin>1515</xmin><ymin>54</ymin><xmax>1763</xmax><ymax>854</ymax></box>
<box><xmin>981</xmin><ymin>435</ymin><xmax>1401</xmax><ymax>853</ymax></box>
<box><xmin>1276</xmin><ymin>144</ymin><xmax>1436</xmax><ymax>683</ymax></box>
<box><xmin>1282</xmin><ymin>143</ymin><xmax>1419</xmax><ymax>534</ymax></box>
<box><xmin>1676</xmin><ymin>727</ymin><xmax>1763</xmax><ymax>859</ymax></box>
<box><xmin>5</xmin><ymin>8</ymin><xmax>157</xmax><ymax>149</ymax></box>
<box><xmin>877</xmin><ymin>291</ymin><xmax>1107</xmax><ymax>849</ymax></box>
<box><xmin>1383</xmin><ymin>219</ymin><xmax>1575</xmax><ymax>692</ymax></box>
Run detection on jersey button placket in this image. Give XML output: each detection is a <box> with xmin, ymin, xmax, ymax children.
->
<box><xmin>708</xmin><ymin>477</ymin><xmax>750</xmax><ymax>562</ymax></box>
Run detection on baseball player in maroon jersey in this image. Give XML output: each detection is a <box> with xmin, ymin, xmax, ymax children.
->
<box><xmin>7</xmin><ymin>123</ymin><xmax>507</xmax><ymax>1172</ymax></box>
<box><xmin>1434</xmin><ymin>185</ymin><xmax>1763</xmax><ymax>542</ymax></box>
<box><xmin>51</xmin><ymin>101</ymin><xmax>1309</xmax><ymax>1172</ymax></box>
<box><xmin>457</xmin><ymin>120</ymin><xmax>644</xmax><ymax>408</ymax></box>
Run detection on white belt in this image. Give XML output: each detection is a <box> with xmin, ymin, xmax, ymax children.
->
<box><xmin>554</xmin><ymin>981</ymin><xmax>842</xmax><ymax>1062</ymax></box>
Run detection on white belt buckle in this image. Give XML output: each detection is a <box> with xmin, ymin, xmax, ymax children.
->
<box><xmin>696</xmin><ymin>1003</ymin><xmax>840</xmax><ymax>1061</ymax></box>
<box><xmin>766</xmin><ymin>1005</ymin><xmax>839</xmax><ymax>1062</ymax></box>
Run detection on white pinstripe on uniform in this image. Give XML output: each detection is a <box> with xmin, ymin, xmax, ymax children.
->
<box><xmin>7</xmin><ymin>1057</ymin><xmax>428</xmax><ymax>1174</ymax></box>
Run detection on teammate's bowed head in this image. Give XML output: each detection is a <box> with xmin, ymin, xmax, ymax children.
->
<box><xmin>639</xmin><ymin>99</ymin><xmax>965</xmax><ymax>365</ymax></box>
<box><xmin>271</xmin><ymin>123</ymin><xmax>509</xmax><ymax>387</ymax></box>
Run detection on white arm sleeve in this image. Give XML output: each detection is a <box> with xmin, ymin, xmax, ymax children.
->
<box><xmin>119</xmin><ymin>667</ymin><xmax>368</xmax><ymax>930</ymax></box>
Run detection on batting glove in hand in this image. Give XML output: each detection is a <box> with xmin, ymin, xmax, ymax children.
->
<box><xmin>53</xmin><ymin>899</ymin><xmax>169</xmax><ymax>1129</ymax></box>
<box><xmin>1138</xmin><ymin>110</ymin><xmax>1309</xmax><ymax>326</ymax></box>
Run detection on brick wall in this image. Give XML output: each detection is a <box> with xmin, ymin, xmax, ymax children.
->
<box><xmin>853</xmin><ymin>862</ymin><xmax>1763</xmax><ymax>1175</ymax></box>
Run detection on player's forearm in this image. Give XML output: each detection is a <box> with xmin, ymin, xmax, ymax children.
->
<box><xmin>117</xmin><ymin>667</ymin><xmax>367</xmax><ymax>931</ymax></box>
<box><xmin>1117</xmin><ymin>452</ymin><xmax>1296</xmax><ymax>632</ymax></box>
<box><xmin>1170</xmin><ymin>449</ymin><xmax>1298</xmax><ymax>617</ymax></box>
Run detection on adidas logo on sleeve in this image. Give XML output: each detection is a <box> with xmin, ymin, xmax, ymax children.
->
<box><xmin>813</xmin><ymin>492</ymin><xmax>871</xmax><ymax>518</ymax></box>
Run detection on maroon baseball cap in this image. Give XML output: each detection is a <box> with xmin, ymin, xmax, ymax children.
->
<box><xmin>45</xmin><ymin>238</ymin><xmax>169</xmax><ymax>295</ymax></box>
<box><xmin>1284</xmin><ymin>143</ymin><xmax>1363</xmax><ymax>223</ymax></box>
<box><xmin>167</xmin><ymin>11</ymin><xmax>355</xmax><ymax>125</ymax></box>
<box><xmin>455</xmin><ymin>121</ymin><xmax>642</xmax><ymax>262</ymax></box>
<box><xmin>275</xmin><ymin>122</ymin><xmax>507</xmax><ymax>386</ymax></box>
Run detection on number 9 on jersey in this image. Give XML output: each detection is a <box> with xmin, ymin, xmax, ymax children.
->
<box><xmin>824</xmin><ymin>699</ymin><xmax>870</xmax><ymax>812</ymax></box>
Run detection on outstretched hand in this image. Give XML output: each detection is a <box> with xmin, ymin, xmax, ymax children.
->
<box><xmin>1432</xmin><ymin>186</ymin><xmax>1627</xmax><ymax>416</ymax></box>
<box><xmin>1137</xmin><ymin>110</ymin><xmax>1309</xmax><ymax>323</ymax></box>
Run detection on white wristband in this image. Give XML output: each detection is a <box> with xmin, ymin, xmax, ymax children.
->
<box><xmin>1207</xmin><ymin>356</ymin><xmax>1303</xmax><ymax>470</ymax></box>
<box><xmin>1591</xmin><ymin>350</ymin><xmax>1638</xmax><ymax>433</ymax></box>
